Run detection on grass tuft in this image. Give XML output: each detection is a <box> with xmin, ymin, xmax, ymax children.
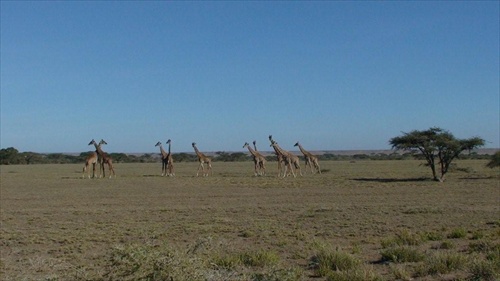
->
<box><xmin>310</xmin><ymin>248</ymin><xmax>361</xmax><ymax>277</ymax></box>
<box><xmin>325</xmin><ymin>267</ymin><xmax>383</xmax><ymax>281</ymax></box>
<box><xmin>380</xmin><ymin>246</ymin><xmax>424</xmax><ymax>263</ymax></box>
<box><xmin>381</xmin><ymin>229</ymin><xmax>422</xmax><ymax>248</ymax></box>
<box><xmin>469</xmin><ymin>258</ymin><xmax>500</xmax><ymax>281</ymax></box>
<box><xmin>448</xmin><ymin>227</ymin><xmax>467</xmax><ymax>239</ymax></box>
<box><xmin>252</xmin><ymin>267</ymin><xmax>304</xmax><ymax>281</ymax></box>
<box><xmin>238</xmin><ymin>250</ymin><xmax>280</xmax><ymax>267</ymax></box>
<box><xmin>105</xmin><ymin>243</ymin><xmax>205</xmax><ymax>281</ymax></box>
<box><xmin>414</xmin><ymin>251</ymin><xmax>468</xmax><ymax>276</ymax></box>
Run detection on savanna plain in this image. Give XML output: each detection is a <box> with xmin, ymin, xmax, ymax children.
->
<box><xmin>1</xmin><ymin>160</ymin><xmax>499</xmax><ymax>281</ymax></box>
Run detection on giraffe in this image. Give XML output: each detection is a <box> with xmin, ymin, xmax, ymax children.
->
<box><xmin>192</xmin><ymin>142</ymin><xmax>212</xmax><ymax>177</ymax></box>
<box><xmin>165</xmin><ymin>139</ymin><xmax>174</xmax><ymax>176</ymax></box>
<box><xmin>243</xmin><ymin>142</ymin><xmax>266</xmax><ymax>176</ymax></box>
<box><xmin>82</xmin><ymin>151</ymin><xmax>98</xmax><ymax>179</ymax></box>
<box><xmin>101</xmin><ymin>151</ymin><xmax>116</xmax><ymax>178</ymax></box>
<box><xmin>253</xmin><ymin>141</ymin><xmax>266</xmax><ymax>172</ymax></box>
<box><xmin>294</xmin><ymin>142</ymin><xmax>321</xmax><ymax>174</ymax></box>
<box><xmin>269</xmin><ymin>135</ymin><xmax>302</xmax><ymax>178</ymax></box>
<box><xmin>89</xmin><ymin>139</ymin><xmax>116</xmax><ymax>178</ymax></box>
<box><xmin>89</xmin><ymin>139</ymin><xmax>105</xmax><ymax>178</ymax></box>
<box><xmin>155</xmin><ymin>141</ymin><xmax>169</xmax><ymax>176</ymax></box>
<box><xmin>268</xmin><ymin>136</ymin><xmax>285</xmax><ymax>177</ymax></box>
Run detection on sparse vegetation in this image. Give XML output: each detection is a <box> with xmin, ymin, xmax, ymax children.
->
<box><xmin>1</xmin><ymin>160</ymin><xmax>498</xmax><ymax>280</ymax></box>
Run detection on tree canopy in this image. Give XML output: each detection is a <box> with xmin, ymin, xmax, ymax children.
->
<box><xmin>389</xmin><ymin>127</ymin><xmax>485</xmax><ymax>182</ymax></box>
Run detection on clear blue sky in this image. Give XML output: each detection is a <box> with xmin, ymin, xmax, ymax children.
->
<box><xmin>1</xmin><ymin>1</ymin><xmax>498</xmax><ymax>153</ymax></box>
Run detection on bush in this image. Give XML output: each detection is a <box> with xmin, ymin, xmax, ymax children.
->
<box><xmin>448</xmin><ymin>228</ymin><xmax>467</xmax><ymax>239</ymax></box>
<box><xmin>380</xmin><ymin>246</ymin><xmax>424</xmax><ymax>263</ymax></box>
<box><xmin>381</xmin><ymin>229</ymin><xmax>422</xmax><ymax>248</ymax></box>
<box><xmin>469</xmin><ymin>258</ymin><xmax>500</xmax><ymax>281</ymax></box>
<box><xmin>414</xmin><ymin>251</ymin><xmax>468</xmax><ymax>276</ymax></box>
<box><xmin>105</xmin><ymin>243</ymin><xmax>205</xmax><ymax>281</ymax></box>
<box><xmin>310</xmin><ymin>249</ymin><xmax>361</xmax><ymax>276</ymax></box>
<box><xmin>238</xmin><ymin>250</ymin><xmax>280</xmax><ymax>267</ymax></box>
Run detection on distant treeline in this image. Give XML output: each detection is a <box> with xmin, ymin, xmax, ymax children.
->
<box><xmin>0</xmin><ymin>147</ymin><xmax>493</xmax><ymax>165</ymax></box>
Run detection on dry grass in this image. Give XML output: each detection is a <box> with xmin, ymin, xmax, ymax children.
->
<box><xmin>1</xmin><ymin>160</ymin><xmax>498</xmax><ymax>280</ymax></box>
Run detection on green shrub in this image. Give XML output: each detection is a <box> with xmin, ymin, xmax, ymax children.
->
<box><xmin>448</xmin><ymin>228</ymin><xmax>467</xmax><ymax>239</ymax></box>
<box><xmin>380</xmin><ymin>246</ymin><xmax>424</xmax><ymax>263</ymax></box>
<box><xmin>211</xmin><ymin>254</ymin><xmax>240</xmax><ymax>270</ymax></box>
<box><xmin>469</xmin><ymin>240</ymin><xmax>500</xmax><ymax>254</ymax></box>
<box><xmin>420</xmin><ymin>231</ymin><xmax>444</xmax><ymax>241</ymax></box>
<box><xmin>381</xmin><ymin>229</ymin><xmax>422</xmax><ymax>248</ymax></box>
<box><xmin>389</xmin><ymin>264</ymin><xmax>412</xmax><ymax>281</ymax></box>
<box><xmin>106</xmin><ymin>243</ymin><xmax>205</xmax><ymax>281</ymax></box>
<box><xmin>415</xmin><ymin>251</ymin><xmax>468</xmax><ymax>276</ymax></box>
<box><xmin>471</xmin><ymin>230</ymin><xmax>485</xmax><ymax>240</ymax></box>
<box><xmin>311</xmin><ymin>249</ymin><xmax>361</xmax><ymax>276</ymax></box>
<box><xmin>238</xmin><ymin>250</ymin><xmax>280</xmax><ymax>267</ymax></box>
<box><xmin>469</xmin><ymin>259</ymin><xmax>500</xmax><ymax>281</ymax></box>
<box><xmin>434</xmin><ymin>240</ymin><xmax>455</xmax><ymax>250</ymax></box>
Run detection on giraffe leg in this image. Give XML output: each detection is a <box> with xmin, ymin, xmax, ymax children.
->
<box><xmin>101</xmin><ymin>162</ymin><xmax>106</xmax><ymax>178</ymax></box>
<box><xmin>197</xmin><ymin>163</ymin><xmax>204</xmax><ymax>177</ymax></box>
<box><xmin>315</xmin><ymin>160</ymin><xmax>321</xmax><ymax>174</ymax></box>
<box><xmin>206</xmin><ymin>163</ymin><xmax>212</xmax><ymax>176</ymax></box>
<box><xmin>108</xmin><ymin>163</ymin><xmax>116</xmax><ymax>178</ymax></box>
<box><xmin>296</xmin><ymin>162</ymin><xmax>302</xmax><ymax>177</ymax></box>
<box><xmin>288</xmin><ymin>161</ymin><xmax>297</xmax><ymax>178</ymax></box>
<box><xmin>168</xmin><ymin>162</ymin><xmax>175</xmax><ymax>176</ymax></box>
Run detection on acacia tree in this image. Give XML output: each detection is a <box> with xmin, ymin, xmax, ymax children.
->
<box><xmin>389</xmin><ymin>127</ymin><xmax>484</xmax><ymax>182</ymax></box>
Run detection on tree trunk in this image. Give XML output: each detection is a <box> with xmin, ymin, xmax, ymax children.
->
<box><xmin>426</xmin><ymin>154</ymin><xmax>438</xmax><ymax>181</ymax></box>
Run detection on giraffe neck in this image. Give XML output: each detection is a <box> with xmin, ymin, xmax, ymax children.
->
<box><xmin>273</xmin><ymin>144</ymin><xmax>288</xmax><ymax>157</ymax></box>
<box><xmin>94</xmin><ymin>142</ymin><xmax>105</xmax><ymax>156</ymax></box>
<box><xmin>298</xmin><ymin>144</ymin><xmax>309</xmax><ymax>155</ymax></box>
<box><xmin>193</xmin><ymin>146</ymin><xmax>203</xmax><ymax>158</ymax></box>
<box><xmin>246</xmin><ymin>145</ymin><xmax>258</xmax><ymax>157</ymax></box>
<box><xmin>159</xmin><ymin>145</ymin><xmax>167</xmax><ymax>157</ymax></box>
<box><xmin>168</xmin><ymin>142</ymin><xmax>171</xmax><ymax>154</ymax></box>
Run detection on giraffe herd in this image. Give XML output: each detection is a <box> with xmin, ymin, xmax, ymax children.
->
<box><xmin>82</xmin><ymin>137</ymin><xmax>321</xmax><ymax>179</ymax></box>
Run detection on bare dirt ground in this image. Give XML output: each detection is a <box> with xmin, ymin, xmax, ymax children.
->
<box><xmin>1</xmin><ymin>160</ymin><xmax>498</xmax><ymax>280</ymax></box>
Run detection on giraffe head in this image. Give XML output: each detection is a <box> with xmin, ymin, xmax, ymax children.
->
<box><xmin>253</xmin><ymin>140</ymin><xmax>257</xmax><ymax>145</ymax></box>
<box><xmin>243</xmin><ymin>142</ymin><xmax>250</xmax><ymax>148</ymax></box>
<box><xmin>294</xmin><ymin>142</ymin><xmax>300</xmax><ymax>147</ymax></box>
<box><xmin>192</xmin><ymin>142</ymin><xmax>196</xmax><ymax>147</ymax></box>
<box><xmin>155</xmin><ymin>141</ymin><xmax>162</xmax><ymax>147</ymax></box>
<box><xmin>99</xmin><ymin>139</ymin><xmax>108</xmax><ymax>146</ymax></box>
<box><xmin>166</xmin><ymin>139</ymin><xmax>171</xmax><ymax>144</ymax></box>
<box><xmin>88</xmin><ymin>139</ymin><xmax>96</xmax><ymax>146</ymax></box>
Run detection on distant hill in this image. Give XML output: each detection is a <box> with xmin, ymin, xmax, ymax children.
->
<box><xmin>124</xmin><ymin>148</ymin><xmax>498</xmax><ymax>157</ymax></box>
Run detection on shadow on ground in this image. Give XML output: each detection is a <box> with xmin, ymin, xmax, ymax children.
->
<box><xmin>351</xmin><ymin>177</ymin><xmax>431</xmax><ymax>183</ymax></box>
